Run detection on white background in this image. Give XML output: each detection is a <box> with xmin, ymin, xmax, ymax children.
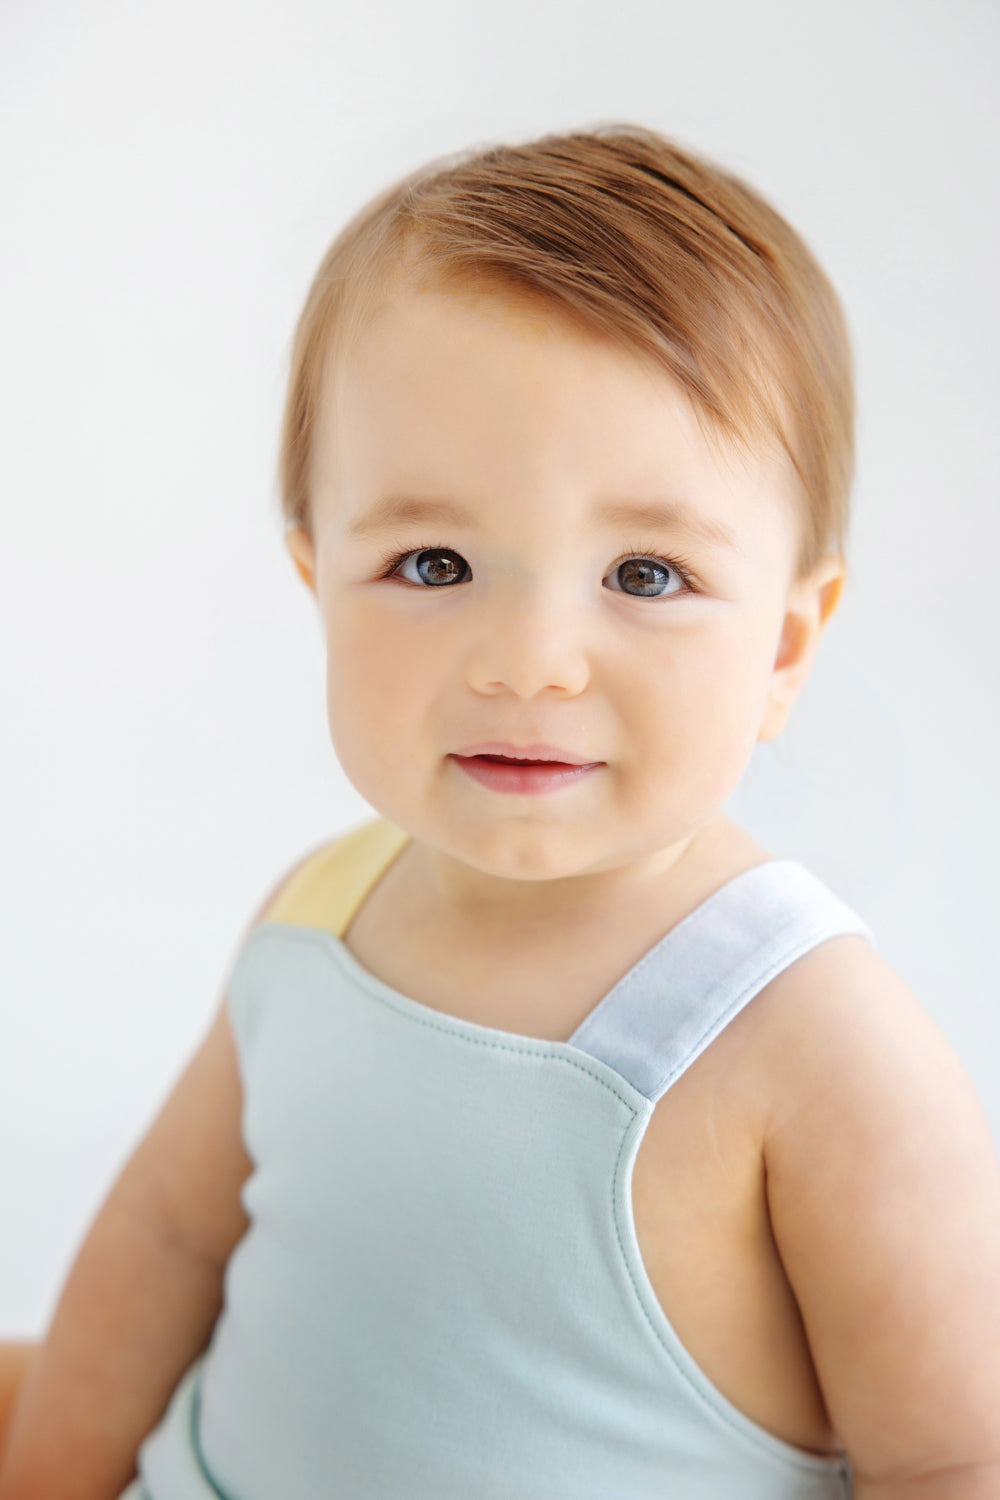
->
<box><xmin>1</xmin><ymin>0</ymin><xmax>997</xmax><ymax>1336</ymax></box>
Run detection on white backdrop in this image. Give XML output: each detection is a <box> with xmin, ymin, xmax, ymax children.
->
<box><xmin>1</xmin><ymin>0</ymin><xmax>997</xmax><ymax>1336</ymax></box>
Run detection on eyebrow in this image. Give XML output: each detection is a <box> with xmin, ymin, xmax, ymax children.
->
<box><xmin>347</xmin><ymin>494</ymin><xmax>738</xmax><ymax>551</ymax></box>
<box><xmin>347</xmin><ymin>496</ymin><xmax>470</xmax><ymax>538</ymax></box>
<box><xmin>596</xmin><ymin>499</ymin><xmax>737</xmax><ymax>551</ymax></box>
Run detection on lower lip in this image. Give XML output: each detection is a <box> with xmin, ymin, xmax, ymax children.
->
<box><xmin>449</xmin><ymin>754</ymin><xmax>603</xmax><ymax>796</ymax></box>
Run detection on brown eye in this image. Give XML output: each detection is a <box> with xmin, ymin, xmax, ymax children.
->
<box><xmin>397</xmin><ymin>548</ymin><xmax>471</xmax><ymax>586</ymax></box>
<box><xmin>606</xmin><ymin>556</ymin><xmax>683</xmax><ymax>598</ymax></box>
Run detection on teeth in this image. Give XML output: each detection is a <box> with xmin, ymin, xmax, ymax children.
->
<box><xmin>481</xmin><ymin>754</ymin><xmax>563</xmax><ymax>765</ymax></box>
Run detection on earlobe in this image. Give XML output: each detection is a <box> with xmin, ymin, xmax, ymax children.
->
<box><xmin>758</xmin><ymin>555</ymin><xmax>846</xmax><ymax>743</ymax></box>
<box><xmin>285</xmin><ymin>526</ymin><xmax>317</xmax><ymax>596</ymax></box>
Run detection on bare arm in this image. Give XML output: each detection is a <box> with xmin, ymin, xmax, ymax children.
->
<box><xmin>855</xmin><ymin>1464</ymin><xmax>1000</xmax><ymax>1498</ymax></box>
<box><xmin>0</xmin><ymin>1347</ymin><xmax>35</xmax><ymax>1460</ymax></box>
<box><xmin>761</xmin><ymin>940</ymin><xmax>1000</xmax><ymax>1496</ymax></box>
<box><xmin>0</xmin><ymin>998</ymin><xmax>253</xmax><ymax>1500</ymax></box>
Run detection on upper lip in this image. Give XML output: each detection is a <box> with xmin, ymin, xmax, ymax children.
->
<box><xmin>452</xmin><ymin>742</ymin><xmax>603</xmax><ymax>766</ymax></box>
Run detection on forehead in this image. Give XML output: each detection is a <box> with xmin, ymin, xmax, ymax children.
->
<box><xmin>311</xmin><ymin>282</ymin><xmax>801</xmax><ymax>555</ymax></box>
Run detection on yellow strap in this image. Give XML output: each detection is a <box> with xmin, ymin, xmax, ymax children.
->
<box><xmin>263</xmin><ymin>818</ymin><xmax>411</xmax><ymax>938</ymax></box>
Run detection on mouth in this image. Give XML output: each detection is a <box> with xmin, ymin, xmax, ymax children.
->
<box><xmin>453</xmin><ymin>742</ymin><xmax>601</xmax><ymax>767</ymax></box>
<box><xmin>448</xmin><ymin>744</ymin><xmax>604</xmax><ymax>796</ymax></box>
<box><xmin>472</xmin><ymin>753</ymin><xmax>575</xmax><ymax>767</ymax></box>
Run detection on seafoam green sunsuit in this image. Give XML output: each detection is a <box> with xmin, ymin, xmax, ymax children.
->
<box><xmin>124</xmin><ymin>817</ymin><xmax>870</xmax><ymax>1499</ymax></box>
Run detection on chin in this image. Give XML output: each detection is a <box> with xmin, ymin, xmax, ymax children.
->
<box><xmin>456</xmin><ymin>823</ymin><xmax>611</xmax><ymax>883</ymax></box>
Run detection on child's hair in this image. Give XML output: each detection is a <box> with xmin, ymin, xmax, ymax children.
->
<box><xmin>280</xmin><ymin>125</ymin><xmax>854</xmax><ymax>577</ymax></box>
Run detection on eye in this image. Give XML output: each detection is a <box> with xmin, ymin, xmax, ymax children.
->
<box><xmin>391</xmin><ymin>548</ymin><xmax>471</xmax><ymax>587</ymax></box>
<box><xmin>604</xmin><ymin>555</ymin><xmax>689</xmax><ymax>599</ymax></box>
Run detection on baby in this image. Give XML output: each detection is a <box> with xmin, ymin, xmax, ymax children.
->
<box><xmin>2</xmin><ymin>126</ymin><xmax>999</xmax><ymax>1500</ymax></box>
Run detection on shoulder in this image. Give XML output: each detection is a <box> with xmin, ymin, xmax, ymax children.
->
<box><xmin>251</xmin><ymin>817</ymin><xmax>410</xmax><ymax>936</ymax></box>
<box><xmin>756</xmin><ymin>932</ymin><xmax>1000</xmax><ymax>1481</ymax></box>
<box><xmin>745</xmin><ymin>928</ymin><xmax>996</xmax><ymax>1186</ymax></box>
<box><xmin>753</xmin><ymin>930</ymin><xmax>994</xmax><ymax>1275</ymax></box>
<box><xmin>751</xmin><ymin>931</ymin><xmax>970</xmax><ymax>1128</ymax></box>
<box><xmin>216</xmin><ymin>817</ymin><xmax>409</xmax><ymax>1054</ymax></box>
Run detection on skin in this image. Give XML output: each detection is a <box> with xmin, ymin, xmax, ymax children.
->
<box><xmin>2</xmin><ymin>280</ymin><xmax>999</xmax><ymax>1498</ymax></box>
<box><xmin>290</xmin><ymin>280</ymin><xmax>842</xmax><ymax>906</ymax></box>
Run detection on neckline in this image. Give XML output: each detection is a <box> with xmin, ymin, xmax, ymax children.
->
<box><xmin>260</xmin><ymin>846</ymin><xmax>796</xmax><ymax>1056</ymax></box>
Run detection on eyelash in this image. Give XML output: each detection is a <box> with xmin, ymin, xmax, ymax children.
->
<box><xmin>375</xmin><ymin>542</ymin><xmax>453</xmax><ymax>581</ymax></box>
<box><xmin>374</xmin><ymin>541</ymin><xmax>699</xmax><ymax>594</ymax></box>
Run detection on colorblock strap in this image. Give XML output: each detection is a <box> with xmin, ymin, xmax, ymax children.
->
<box><xmin>264</xmin><ymin>818</ymin><xmax>410</xmax><ymax>937</ymax></box>
<box><xmin>567</xmin><ymin>861</ymin><xmax>874</xmax><ymax>1104</ymax></box>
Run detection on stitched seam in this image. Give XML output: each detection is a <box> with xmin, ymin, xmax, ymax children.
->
<box><xmin>600</xmin><ymin>863</ymin><xmax>795</xmax><ymax>999</ymax></box>
<box><xmin>609</xmin><ymin>1125</ymin><xmax>847</xmax><ymax>1478</ymax></box>
<box><xmin>571</xmin><ymin>863</ymin><xmax>809</xmax><ymax>1050</ymax></box>
<box><xmin>247</xmin><ymin>923</ymin><xmax>639</xmax><ymax>1111</ymax></box>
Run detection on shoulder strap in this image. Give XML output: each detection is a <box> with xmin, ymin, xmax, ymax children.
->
<box><xmin>263</xmin><ymin>818</ymin><xmax>411</xmax><ymax>937</ymax></box>
<box><xmin>568</xmin><ymin>861</ymin><xmax>874</xmax><ymax>1104</ymax></box>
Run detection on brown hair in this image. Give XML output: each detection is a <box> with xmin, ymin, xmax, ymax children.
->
<box><xmin>280</xmin><ymin>125</ymin><xmax>854</xmax><ymax>576</ymax></box>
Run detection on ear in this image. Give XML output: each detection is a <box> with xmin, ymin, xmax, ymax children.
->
<box><xmin>757</xmin><ymin>554</ymin><xmax>846</xmax><ymax>743</ymax></box>
<box><xmin>285</xmin><ymin>526</ymin><xmax>317</xmax><ymax>596</ymax></box>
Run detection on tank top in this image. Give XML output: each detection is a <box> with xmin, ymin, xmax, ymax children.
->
<box><xmin>127</xmin><ymin>817</ymin><xmax>872</xmax><ymax>1499</ymax></box>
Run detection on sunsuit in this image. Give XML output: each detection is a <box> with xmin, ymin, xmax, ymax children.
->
<box><xmin>124</xmin><ymin>817</ymin><xmax>870</xmax><ymax>1498</ymax></box>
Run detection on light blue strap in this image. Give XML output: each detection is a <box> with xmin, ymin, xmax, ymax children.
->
<box><xmin>567</xmin><ymin>861</ymin><xmax>873</xmax><ymax>1104</ymax></box>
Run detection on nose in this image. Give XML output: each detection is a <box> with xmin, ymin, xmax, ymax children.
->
<box><xmin>464</xmin><ymin>578</ymin><xmax>591</xmax><ymax>700</ymax></box>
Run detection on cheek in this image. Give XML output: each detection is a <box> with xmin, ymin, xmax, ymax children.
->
<box><xmin>321</xmin><ymin>601</ymin><xmax>434</xmax><ymax>770</ymax></box>
<box><xmin>626</xmin><ymin>624</ymin><xmax>776</xmax><ymax>777</ymax></box>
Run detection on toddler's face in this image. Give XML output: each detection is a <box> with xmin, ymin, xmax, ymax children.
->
<box><xmin>289</xmin><ymin>282</ymin><xmax>838</xmax><ymax>884</ymax></box>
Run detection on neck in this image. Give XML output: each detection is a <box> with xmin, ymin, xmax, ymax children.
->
<box><xmin>404</xmin><ymin>813</ymin><xmax>747</xmax><ymax>937</ymax></box>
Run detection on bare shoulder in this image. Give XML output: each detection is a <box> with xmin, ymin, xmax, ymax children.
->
<box><xmin>749</xmin><ymin>934</ymin><xmax>986</xmax><ymax>1136</ymax></box>
<box><xmin>755</xmin><ymin>934</ymin><xmax>1000</xmax><ymax>1486</ymax></box>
